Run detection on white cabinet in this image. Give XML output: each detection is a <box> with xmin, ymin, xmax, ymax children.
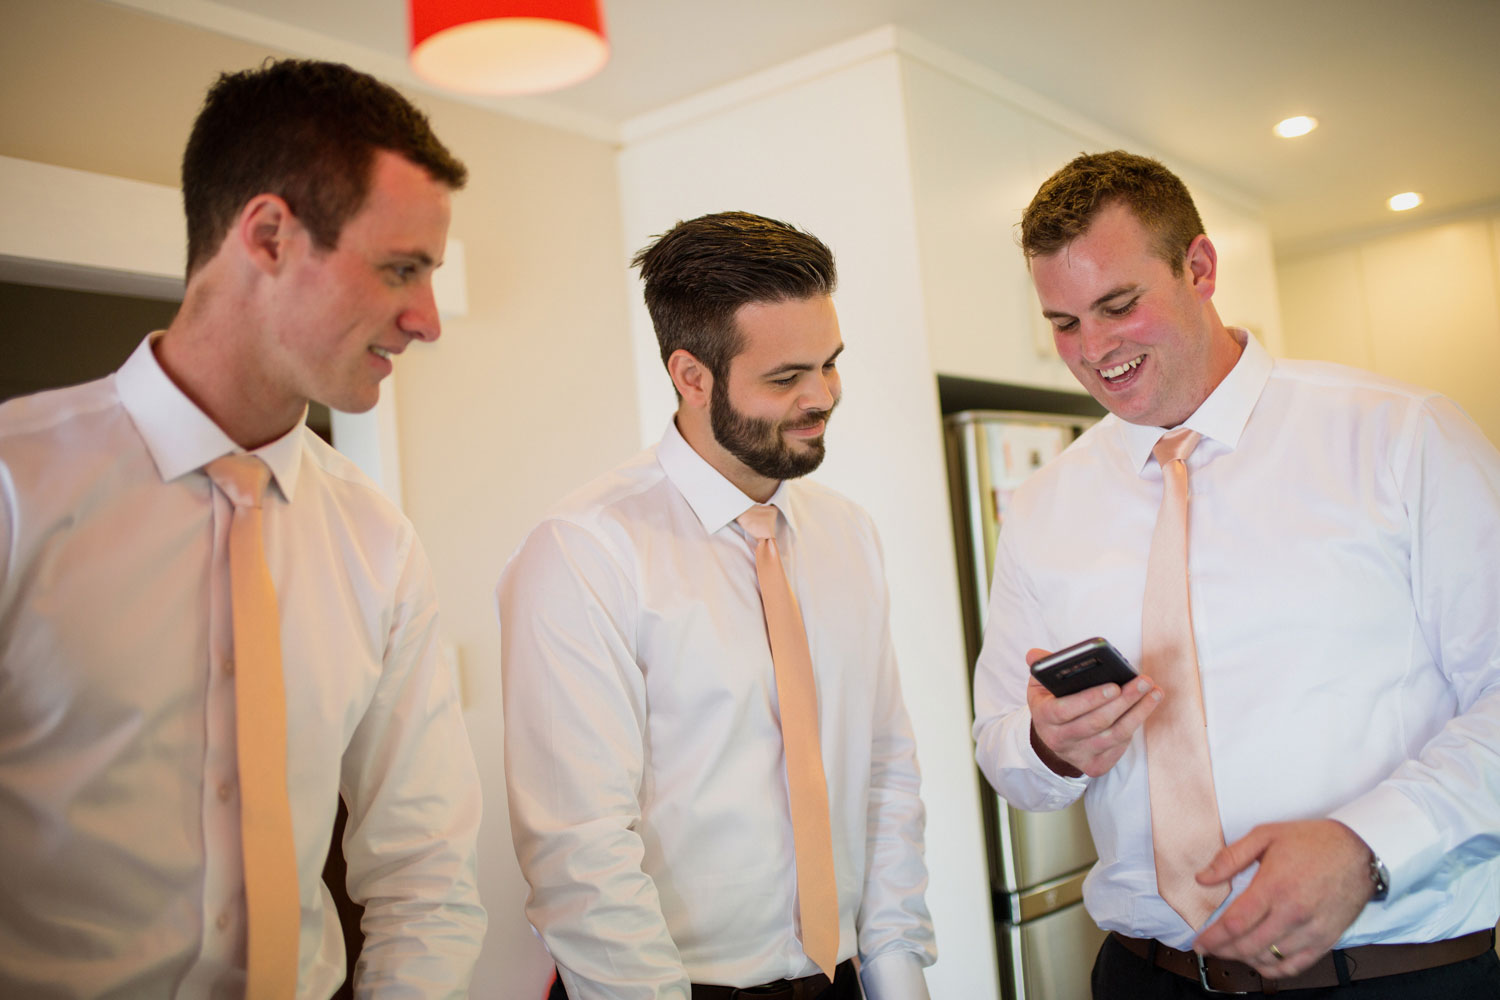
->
<box><xmin>898</xmin><ymin>59</ymin><xmax>1282</xmax><ymax>391</ymax></box>
<box><xmin>902</xmin><ymin>61</ymin><xmax>1063</xmax><ymax>389</ymax></box>
<box><xmin>1193</xmin><ymin>188</ymin><xmax>1286</xmax><ymax>356</ymax></box>
<box><xmin>1278</xmin><ymin>215</ymin><xmax>1500</xmax><ymax>443</ymax></box>
<box><xmin>902</xmin><ymin>60</ymin><xmax>1093</xmax><ymax>391</ymax></box>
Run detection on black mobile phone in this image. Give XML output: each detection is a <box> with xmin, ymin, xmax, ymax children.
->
<box><xmin>1030</xmin><ymin>637</ymin><xmax>1137</xmax><ymax>697</ymax></box>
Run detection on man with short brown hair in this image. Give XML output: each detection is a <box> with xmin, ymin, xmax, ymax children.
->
<box><xmin>974</xmin><ymin>150</ymin><xmax>1500</xmax><ymax>998</ymax></box>
<box><xmin>0</xmin><ymin>59</ymin><xmax>484</xmax><ymax>997</ymax></box>
<box><xmin>501</xmin><ymin>212</ymin><xmax>936</xmax><ymax>1000</ymax></box>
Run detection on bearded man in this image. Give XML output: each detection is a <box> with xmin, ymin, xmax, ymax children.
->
<box><xmin>498</xmin><ymin>212</ymin><xmax>937</xmax><ymax>1000</ymax></box>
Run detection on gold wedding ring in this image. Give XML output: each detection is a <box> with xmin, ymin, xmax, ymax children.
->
<box><xmin>1268</xmin><ymin>943</ymin><xmax>1286</xmax><ymax>961</ymax></box>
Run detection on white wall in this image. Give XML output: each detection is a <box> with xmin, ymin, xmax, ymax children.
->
<box><xmin>620</xmin><ymin>40</ymin><xmax>1001</xmax><ymax>1000</ymax></box>
<box><xmin>1278</xmin><ymin>210</ymin><xmax>1500</xmax><ymax>442</ymax></box>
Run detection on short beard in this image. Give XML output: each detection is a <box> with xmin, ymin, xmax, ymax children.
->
<box><xmin>710</xmin><ymin>376</ymin><xmax>834</xmax><ymax>483</ymax></box>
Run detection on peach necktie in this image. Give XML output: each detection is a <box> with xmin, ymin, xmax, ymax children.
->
<box><xmin>737</xmin><ymin>504</ymin><xmax>839</xmax><ymax>980</ymax></box>
<box><xmin>207</xmin><ymin>455</ymin><xmax>299</xmax><ymax>999</ymax></box>
<box><xmin>1140</xmin><ymin>429</ymin><xmax>1228</xmax><ymax>931</ymax></box>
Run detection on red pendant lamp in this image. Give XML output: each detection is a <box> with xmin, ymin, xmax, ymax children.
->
<box><xmin>409</xmin><ymin>0</ymin><xmax>609</xmax><ymax>96</ymax></box>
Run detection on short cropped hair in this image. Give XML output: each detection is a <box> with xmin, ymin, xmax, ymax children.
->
<box><xmin>1021</xmin><ymin>151</ymin><xmax>1205</xmax><ymax>276</ymax></box>
<box><xmin>632</xmin><ymin>211</ymin><xmax>837</xmax><ymax>378</ymax></box>
<box><xmin>181</xmin><ymin>58</ymin><xmax>467</xmax><ymax>277</ymax></box>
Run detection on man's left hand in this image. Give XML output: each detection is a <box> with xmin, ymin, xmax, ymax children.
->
<box><xmin>1192</xmin><ymin>819</ymin><xmax>1373</xmax><ymax>979</ymax></box>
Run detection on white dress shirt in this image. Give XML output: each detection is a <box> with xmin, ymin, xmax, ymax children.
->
<box><xmin>498</xmin><ymin>421</ymin><xmax>936</xmax><ymax>1000</ymax></box>
<box><xmin>974</xmin><ymin>330</ymin><xmax>1500</xmax><ymax>951</ymax></box>
<box><xmin>0</xmin><ymin>334</ymin><xmax>485</xmax><ymax>998</ymax></box>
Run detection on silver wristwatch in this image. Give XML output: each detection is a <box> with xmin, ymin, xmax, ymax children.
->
<box><xmin>1369</xmin><ymin>855</ymin><xmax>1390</xmax><ymax>901</ymax></box>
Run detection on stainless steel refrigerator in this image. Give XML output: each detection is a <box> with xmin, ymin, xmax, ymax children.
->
<box><xmin>944</xmin><ymin>410</ymin><xmax>1109</xmax><ymax>1000</ymax></box>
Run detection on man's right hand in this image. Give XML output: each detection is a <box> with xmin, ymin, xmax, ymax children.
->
<box><xmin>1025</xmin><ymin>647</ymin><xmax>1161</xmax><ymax>778</ymax></box>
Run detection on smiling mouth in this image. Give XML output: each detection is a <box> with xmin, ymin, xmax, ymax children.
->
<box><xmin>371</xmin><ymin>346</ymin><xmax>392</xmax><ymax>360</ymax></box>
<box><xmin>1099</xmin><ymin>355</ymin><xmax>1144</xmax><ymax>382</ymax></box>
<box><xmin>785</xmin><ymin>412</ymin><xmax>831</xmax><ymax>435</ymax></box>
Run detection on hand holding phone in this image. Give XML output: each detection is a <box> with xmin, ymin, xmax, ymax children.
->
<box><xmin>1030</xmin><ymin>637</ymin><xmax>1137</xmax><ymax>697</ymax></box>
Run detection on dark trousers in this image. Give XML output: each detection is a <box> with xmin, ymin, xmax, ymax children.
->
<box><xmin>548</xmin><ymin>960</ymin><xmax>860</xmax><ymax>999</ymax></box>
<box><xmin>1091</xmin><ymin>932</ymin><xmax>1500</xmax><ymax>999</ymax></box>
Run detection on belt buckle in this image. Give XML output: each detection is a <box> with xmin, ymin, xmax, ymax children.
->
<box><xmin>1196</xmin><ymin>952</ymin><xmax>1254</xmax><ymax>995</ymax></box>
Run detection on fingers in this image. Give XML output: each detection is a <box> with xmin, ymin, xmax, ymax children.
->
<box><xmin>1028</xmin><ymin>673</ymin><xmax>1152</xmax><ymax>726</ymax></box>
<box><xmin>1106</xmin><ymin>680</ymin><xmax>1163</xmax><ymax>736</ymax></box>
<box><xmin>1194</xmin><ymin>821</ymin><xmax>1375</xmax><ymax>979</ymax></box>
<box><xmin>1027</xmin><ymin>675</ymin><xmax>1160</xmax><ymax>777</ymax></box>
<box><xmin>1197</xmin><ymin>826</ymin><xmax>1272</xmax><ymax>885</ymax></box>
<box><xmin>1197</xmin><ymin>886</ymin><xmax>1323</xmax><ymax>978</ymax></box>
<box><xmin>1204</xmin><ymin>904</ymin><xmax>1326</xmax><ymax>979</ymax></box>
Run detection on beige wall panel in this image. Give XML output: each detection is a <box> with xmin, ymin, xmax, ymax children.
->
<box><xmin>0</xmin><ymin>0</ymin><xmax>262</xmax><ymax>186</ymax></box>
<box><xmin>1276</xmin><ymin>250</ymin><xmax>1375</xmax><ymax>369</ymax></box>
<box><xmin>1360</xmin><ymin>220</ymin><xmax>1500</xmax><ymax>439</ymax></box>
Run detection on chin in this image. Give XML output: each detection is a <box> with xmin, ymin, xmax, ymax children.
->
<box><xmin>325</xmin><ymin>388</ymin><xmax>381</xmax><ymax>415</ymax></box>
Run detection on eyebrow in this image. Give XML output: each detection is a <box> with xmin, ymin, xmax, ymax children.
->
<box><xmin>388</xmin><ymin>250</ymin><xmax>439</xmax><ymax>268</ymax></box>
<box><xmin>1041</xmin><ymin>284</ymin><xmax>1141</xmax><ymax>320</ymax></box>
<box><xmin>763</xmin><ymin>343</ymin><xmax>845</xmax><ymax>378</ymax></box>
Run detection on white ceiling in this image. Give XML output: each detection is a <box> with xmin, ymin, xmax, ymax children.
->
<box><xmin>126</xmin><ymin>0</ymin><xmax>1500</xmax><ymax>254</ymax></box>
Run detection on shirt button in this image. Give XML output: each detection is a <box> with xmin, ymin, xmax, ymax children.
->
<box><xmin>224</xmin><ymin>659</ymin><xmax>236</xmax><ymax>677</ymax></box>
<box><xmin>217</xmin><ymin>782</ymin><xmax>233</xmax><ymax>802</ymax></box>
<box><xmin>216</xmin><ymin>911</ymin><xmax>230</xmax><ymax>931</ymax></box>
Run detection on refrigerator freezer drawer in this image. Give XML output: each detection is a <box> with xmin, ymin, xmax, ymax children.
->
<box><xmin>1015</xmin><ymin>869</ymin><xmax>1087</xmax><ymax>923</ymax></box>
<box><xmin>997</xmin><ymin>898</ymin><xmax>1109</xmax><ymax>1000</ymax></box>
<box><xmin>992</xmin><ymin>788</ymin><xmax>1096</xmax><ymax>893</ymax></box>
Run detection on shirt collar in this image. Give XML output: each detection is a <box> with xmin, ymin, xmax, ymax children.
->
<box><xmin>115</xmin><ymin>332</ymin><xmax>306</xmax><ymax>502</ymax></box>
<box><xmin>655</xmin><ymin>418</ymin><xmax>796</xmax><ymax>536</ymax></box>
<box><xmin>1119</xmin><ymin>327</ymin><xmax>1272</xmax><ymax>473</ymax></box>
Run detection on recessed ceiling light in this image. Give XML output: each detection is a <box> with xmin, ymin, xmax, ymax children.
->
<box><xmin>1273</xmin><ymin>115</ymin><xmax>1319</xmax><ymax>139</ymax></box>
<box><xmin>1387</xmin><ymin>192</ymin><xmax>1423</xmax><ymax>212</ymax></box>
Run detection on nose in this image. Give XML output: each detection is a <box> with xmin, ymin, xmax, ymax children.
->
<box><xmin>1077</xmin><ymin>319</ymin><xmax>1120</xmax><ymax>365</ymax></box>
<box><xmin>803</xmin><ymin>369</ymin><xmax>839</xmax><ymax>411</ymax></box>
<box><xmin>399</xmin><ymin>280</ymin><xmax>442</xmax><ymax>343</ymax></box>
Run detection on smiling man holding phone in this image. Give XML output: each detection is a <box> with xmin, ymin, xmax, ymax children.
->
<box><xmin>972</xmin><ymin>151</ymin><xmax>1500</xmax><ymax>998</ymax></box>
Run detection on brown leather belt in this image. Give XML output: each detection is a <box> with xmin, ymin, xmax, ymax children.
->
<box><xmin>1111</xmin><ymin>929</ymin><xmax>1495</xmax><ymax>995</ymax></box>
<box><xmin>691</xmin><ymin>959</ymin><xmax>855</xmax><ymax>999</ymax></box>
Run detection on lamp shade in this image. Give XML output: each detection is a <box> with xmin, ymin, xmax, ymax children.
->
<box><xmin>409</xmin><ymin>0</ymin><xmax>608</xmax><ymax>96</ymax></box>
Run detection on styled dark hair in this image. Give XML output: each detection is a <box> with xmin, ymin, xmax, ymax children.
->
<box><xmin>631</xmin><ymin>211</ymin><xmax>837</xmax><ymax>378</ymax></box>
<box><xmin>1021</xmin><ymin>150</ymin><xmax>1205</xmax><ymax>275</ymax></box>
<box><xmin>181</xmin><ymin>58</ymin><xmax>467</xmax><ymax>277</ymax></box>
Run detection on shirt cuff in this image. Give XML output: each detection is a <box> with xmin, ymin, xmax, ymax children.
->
<box><xmin>1327</xmin><ymin>782</ymin><xmax>1444</xmax><ymax>898</ymax></box>
<box><xmin>859</xmin><ymin>950</ymin><xmax>931</xmax><ymax>1000</ymax></box>
<box><xmin>1011</xmin><ymin>710</ymin><xmax>1090</xmax><ymax>798</ymax></box>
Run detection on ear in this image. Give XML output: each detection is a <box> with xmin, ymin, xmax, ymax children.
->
<box><xmin>235</xmin><ymin>194</ymin><xmax>300</xmax><ymax>277</ymax></box>
<box><xmin>667</xmin><ymin>349</ymin><xmax>713</xmax><ymax>409</ymax></box>
<box><xmin>1184</xmin><ymin>233</ymin><xmax>1218</xmax><ymax>301</ymax></box>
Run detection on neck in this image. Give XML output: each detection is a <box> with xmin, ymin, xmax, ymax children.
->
<box><xmin>156</xmin><ymin>279</ymin><xmax>305</xmax><ymax>450</ymax></box>
<box><xmin>1196</xmin><ymin>313</ymin><xmax>1245</xmax><ymax>407</ymax></box>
